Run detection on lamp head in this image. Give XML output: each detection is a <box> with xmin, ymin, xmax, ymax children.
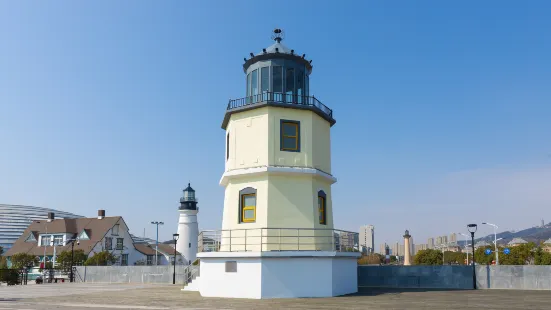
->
<box><xmin>467</xmin><ymin>224</ymin><xmax>478</xmax><ymax>233</ymax></box>
<box><xmin>173</xmin><ymin>233</ymin><xmax>180</xmax><ymax>241</ymax></box>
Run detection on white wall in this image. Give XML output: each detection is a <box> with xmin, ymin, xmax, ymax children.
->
<box><xmin>198</xmin><ymin>252</ymin><xmax>359</xmax><ymax>299</ymax></box>
<box><xmin>199</xmin><ymin>256</ymin><xmax>262</xmax><ymax>299</ymax></box>
<box><xmin>331</xmin><ymin>258</ymin><xmax>358</xmax><ymax>296</ymax></box>
<box><xmin>261</xmin><ymin>257</ymin><xmax>333</xmax><ymax>298</ymax></box>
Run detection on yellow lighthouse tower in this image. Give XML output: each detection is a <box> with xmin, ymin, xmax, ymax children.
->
<box><xmin>195</xmin><ymin>30</ymin><xmax>359</xmax><ymax>299</ymax></box>
<box><xmin>220</xmin><ymin>29</ymin><xmax>336</xmax><ymax>245</ymax></box>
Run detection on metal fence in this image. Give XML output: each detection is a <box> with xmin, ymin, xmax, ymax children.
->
<box><xmin>198</xmin><ymin>228</ymin><xmax>358</xmax><ymax>252</ymax></box>
<box><xmin>227</xmin><ymin>92</ymin><xmax>333</xmax><ymax>119</ymax></box>
<box><xmin>0</xmin><ymin>268</ymin><xmax>28</xmax><ymax>285</ymax></box>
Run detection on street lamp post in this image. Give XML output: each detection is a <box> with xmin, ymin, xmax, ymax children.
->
<box><xmin>172</xmin><ymin>233</ymin><xmax>179</xmax><ymax>284</ymax></box>
<box><xmin>67</xmin><ymin>238</ymin><xmax>80</xmax><ymax>283</ymax></box>
<box><xmin>482</xmin><ymin>222</ymin><xmax>499</xmax><ymax>265</ymax></box>
<box><xmin>467</xmin><ymin>224</ymin><xmax>478</xmax><ymax>290</ymax></box>
<box><xmin>458</xmin><ymin>232</ymin><xmax>470</xmax><ymax>265</ymax></box>
<box><xmin>151</xmin><ymin>221</ymin><xmax>164</xmax><ymax>265</ymax></box>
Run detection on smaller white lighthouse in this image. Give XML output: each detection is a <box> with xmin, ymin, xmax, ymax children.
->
<box><xmin>176</xmin><ymin>183</ymin><xmax>199</xmax><ymax>265</ymax></box>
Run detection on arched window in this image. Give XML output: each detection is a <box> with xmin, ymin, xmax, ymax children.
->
<box><xmin>239</xmin><ymin>187</ymin><xmax>256</xmax><ymax>223</ymax></box>
<box><xmin>318</xmin><ymin>190</ymin><xmax>327</xmax><ymax>225</ymax></box>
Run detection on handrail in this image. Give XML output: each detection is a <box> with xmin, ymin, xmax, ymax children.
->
<box><xmin>197</xmin><ymin>227</ymin><xmax>359</xmax><ymax>253</ymax></box>
<box><xmin>183</xmin><ymin>259</ymin><xmax>200</xmax><ymax>287</ymax></box>
<box><xmin>227</xmin><ymin>92</ymin><xmax>333</xmax><ymax>119</ymax></box>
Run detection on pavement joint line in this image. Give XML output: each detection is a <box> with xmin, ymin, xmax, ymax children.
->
<box><xmin>52</xmin><ymin>304</ymin><xmax>171</xmax><ymax>309</ymax></box>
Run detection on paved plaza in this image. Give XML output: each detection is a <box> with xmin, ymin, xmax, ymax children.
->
<box><xmin>1</xmin><ymin>283</ymin><xmax>551</xmax><ymax>309</ymax></box>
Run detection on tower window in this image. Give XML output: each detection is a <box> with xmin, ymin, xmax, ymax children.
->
<box><xmin>280</xmin><ymin>120</ymin><xmax>300</xmax><ymax>152</ymax></box>
<box><xmin>318</xmin><ymin>190</ymin><xmax>327</xmax><ymax>225</ymax></box>
<box><xmin>226</xmin><ymin>132</ymin><xmax>230</xmax><ymax>161</ymax></box>
<box><xmin>239</xmin><ymin>187</ymin><xmax>257</xmax><ymax>223</ymax></box>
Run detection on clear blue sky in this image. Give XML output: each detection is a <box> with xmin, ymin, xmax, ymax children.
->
<box><xmin>1</xmin><ymin>1</ymin><xmax>550</xmax><ymax>248</ymax></box>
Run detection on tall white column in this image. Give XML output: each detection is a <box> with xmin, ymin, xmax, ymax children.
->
<box><xmin>403</xmin><ymin>230</ymin><xmax>412</xmax><ymax>266</ymax></box>
<box><xmin>177</xmin><ymin>209</ymin><xmax>199</xmax><ymax>265</ymax></box>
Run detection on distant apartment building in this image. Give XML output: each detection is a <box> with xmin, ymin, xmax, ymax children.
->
<box><xmin>428</xmin><ymin>238</ymin><xmax>434</xmax><ymax>249</ymax></box>
<box><xmin>392</xmin><ymin>242</ymin><xmax>399</xmax><ymax>257</ymax></box>
<box><xmin>436</xmin><ymin>235</ymin><xmax>448</xmax><ymax>246</ymax></box>
<box><xmin>413</xmin><ymin>243</ymin><xmax>428</xmax><ymax>255</ymax></box>
<box><xmin>359</xmin><ymin>225</ymin><xmax>375</xmax><ymax>254</ymax></box>
<box><xmin>379</xmin><ymin>243</ymin><xmax>386</xmax><ymax>255</ymax></box>
<box><xmin>449</xmin><ymin>233</ymin><xmax>457</xmax><ymax>244</ymax></box>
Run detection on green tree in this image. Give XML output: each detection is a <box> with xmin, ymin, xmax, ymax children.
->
<box><xmin>10</xmin><ymin>253</ymin><xmax>38</xmax><ymax>269</ymax></box>
<box><xmin>0</xmin><ymin>256</ymin><xmax>8</xmax><ymax>269</ymax></box>
<box><xmin>85</xmin><ymin>251</ymin><xmax>118</xmax><ymax>266</ymax></box>
<box><xmin>55</xmin><ymin>250</ymin><xmax>88</xmax><ymax>273</ymax></box>
<box><xmin>39</xmin><ymin>262</ymin><xmax>53</xmax><ymax>272</ymax></box>
<box><xmin>500</xmin><ymin>243</ymin><xmax>536</xmax><ymax>265</ymax></box>
<box><xmin>443</xmin><ymin>251</ymin><xmax>467</xmax><ymax>265</ymax></box>
<box><xmin>414</xmin><ymin>249</ymin><xmax>442</xmax><ymax>265</ymax></box>
<box><xmin>534</xmin><ymin>247</ymin><xmax>551</xmax><ymax>265</ymax></box>
<box><xmin>0</xmin><ymin>245</ymin><xmax>4</xmax><ymax>256</ymax></box>
<box><xmin>358</xmin><ymin>254</ymin><xmax>383</xmax><ymax>265</ymax></box>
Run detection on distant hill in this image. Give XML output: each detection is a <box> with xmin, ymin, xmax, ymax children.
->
<box><xmin>457</xmin><ymin>223</ymin><xmax>551</xmax><ymax>246</ymax></box>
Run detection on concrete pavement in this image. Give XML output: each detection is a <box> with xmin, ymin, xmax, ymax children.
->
<box><xmin>1</xmin><ymin>283</ymin><xmax>550</xmax><ymax>309</ymax></box>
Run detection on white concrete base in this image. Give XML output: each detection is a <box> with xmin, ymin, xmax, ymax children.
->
<box><xmin>183</xmin><ymin>276</ymin><xmax>200</xmax><ymax>291</ymax></box>
<box><xmin>197</xmin><ymin>251</ymin><xmax>360</xmax><ymax>299</ymax></box>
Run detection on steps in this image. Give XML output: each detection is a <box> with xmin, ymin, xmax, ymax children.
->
<box><xmin>183</xmin><ymin>276</ymin><xmax>200</xmax><ymax>291</ymax></box>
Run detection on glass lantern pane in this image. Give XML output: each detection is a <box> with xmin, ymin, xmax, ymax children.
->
<box><xmin>273</xmin><ymin>66</ymin><xmax>283</xmax><ymax>93</ymax></box>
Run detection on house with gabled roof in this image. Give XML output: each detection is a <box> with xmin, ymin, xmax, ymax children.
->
<box><xmin>134</xmin><ymin>243</ymin><xmax>184</xmax><ymax>266</ymax></box>
<box><xmin>508</xmin><ymin>237</ymin><xmax>528</xmax><ymax>247</ymax></box>
<box><xmin>4</xmin><ymin>210</ymin><xmax>171</xmax><ymax>268</ymax></box>
<box><xmin>543</xmin><ymin>238</ymin><xmax>551</xmax><ymax>253</ymax></box>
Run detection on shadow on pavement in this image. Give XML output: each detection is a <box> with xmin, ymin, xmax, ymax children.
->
<box><xmin>351</xmin><ymin>287</ymin><xmax>471</xmax><ymax>296</ymax></box>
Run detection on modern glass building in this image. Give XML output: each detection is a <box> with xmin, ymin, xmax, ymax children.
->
<box><xmin>0</xmin><ymin>204</ymin><xmax>83</xmax><ymax>252</ymax></box>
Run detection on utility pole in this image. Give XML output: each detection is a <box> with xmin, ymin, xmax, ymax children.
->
<box><xmin>151</xmin><ymin>221</ymin><xmax>164</xmax><ymax>265</ymax></box>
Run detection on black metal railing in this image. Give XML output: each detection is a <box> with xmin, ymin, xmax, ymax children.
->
<box><xmin>227</xmin><ymin>92</ymin><xmax>333</xmax><ymax>119</ymax></box>
<box><xmin>0</xmin><ymin>268</ymin><xmax>28</xmax><ymax>285</ymax></box>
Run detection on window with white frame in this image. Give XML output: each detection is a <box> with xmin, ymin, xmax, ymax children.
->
<box><xmin>121</xmin><ymin>254</ymin><xmax>128</xmax><ymax>266</ymax></box>
<box><xmin>41</xmin><ymin>235</ymin><xmax>51</xmax><ymax>247</ymax></box>
<box><xmin>105</xmin><ymin>237</ymin><xmax>112</xmax><ymax>250</ymax></box>
<box><xmin>116</xmin><ymin>238</ymin><xmax>124</xmax><ymax>250</ymax></box>
<box><xmin>53</xmin><ymin>235</ymin><xmax>63</xmax><ymax>246</ymax></box>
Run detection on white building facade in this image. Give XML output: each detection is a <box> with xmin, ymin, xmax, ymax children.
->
<box><xmin>359</xmin><ymin>225</ymin><xmax>374</xmax><ymax>254</ymax></box>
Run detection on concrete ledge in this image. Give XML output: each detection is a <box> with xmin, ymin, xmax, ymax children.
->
<box><xmin>219</xmin><ymin>166</ymin><xmax>337</xmax><ymax>186</ymax></box>
<box><xmin>198</xmin><ymin>251</ymin><xmax>361</xmax><ymax>259</ymax></box>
